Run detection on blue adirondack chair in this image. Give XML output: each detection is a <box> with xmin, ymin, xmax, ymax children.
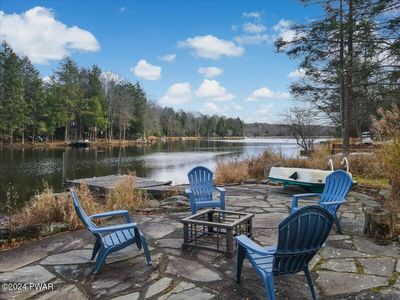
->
<box><xmin>236</xmin><ymin>206</ymin><xmax>334</xmax><ymax>300</ymax></box>
<box><xmin>291</xmin><ymin>169</ymin><xmax>352</xmax><ymax>234</ymax></box>
<box><xmin>186</xmin><ymin>166</ymin><xmax>225</xmax><ymax>215</ymax></box>
<box><xmin>70</xmin><ymin>190</ymin><xmax>152</xmax><ymax>274</ymax></box>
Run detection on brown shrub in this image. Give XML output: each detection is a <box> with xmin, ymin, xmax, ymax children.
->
<box><xmin>380</xmin><ymin>138</ymin><xmax>400</xmax><ymax>211</ymax></box>
<box><xmin>214</xmin><ymin>160</ymin><xmax>249</xmax><ymax>185</ymax></box>
<box><xmin>106</xmin><ymin>172</ymin><xmax>148</xmax><ymax>212</ymax></box>
<box><xmin>23</xmin><ymin>182</ymin><xmax>102</xmax><ymax>229</ymax></box>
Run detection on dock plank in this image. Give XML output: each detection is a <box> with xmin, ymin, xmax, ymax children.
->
<box><xmin>65</xmin><ymin>175</ymin><xmax>172</xmax><ymax>197</ymax></box>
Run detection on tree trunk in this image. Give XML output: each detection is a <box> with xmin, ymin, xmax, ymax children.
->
<box><xmin>343</xmin><ymin>0</ymin><xmax>353</xmax><ymax>156</ymax></box>
<box><xmin>9</xmin><ymin>129</ymin><xmax>13</xmax><ymax>145</ymax></box>
<box><xmin>364</xmin><ymin>206</ymin><xmax>399</xmax><ymax>244</ymax></box>
<box><xmin>64</xmin><ymin>123</ymin><xmax>69</xmax><ymax>142</ymax></box>
<box><xmin>21</xmin><ymin>128</ymin><xmax>24</xmax><ymax>145</ymax></box>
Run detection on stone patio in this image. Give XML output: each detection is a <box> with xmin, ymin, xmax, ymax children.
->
<box><xmin>0</xmin><ymin>184</ymin><xmax>399</xmax><ymax>299</ymax></box>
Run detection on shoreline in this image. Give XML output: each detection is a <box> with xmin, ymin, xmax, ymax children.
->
<box><xmin>0</xmin><ymin>135</ymin><xmax>339</xmax><ymax>149</ymax></box>
<box><xmin>0</xmin><ymin>136</ymin><xmax>249</xmax><ymax>149</ymax></box>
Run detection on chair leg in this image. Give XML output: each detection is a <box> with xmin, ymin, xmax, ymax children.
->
<box><xmin>236</xmin><ymin>245</ymin><xmax>246</xmax><ymax>283</ymax></box>
<box><xmin>91</xmin><ymin>240</ymin><xmax>101</xmax><ymax>260</ymax></box>
<box><xmin>134</xmin><ymin>228</ymin><xmax>142</xmax><ymax>250</ymax></box>
<box><xmin>140</xmin><ymin>233</ymin><xmax>152</xmax><ymax>265</ymax></box>
<box><xmin>191</xmin><ymin>203</ymin><xmax>196</xmax><ymax>215</ymax></box>
<box><xmin>94</xmin><ymin>248</ymin><xmax>109</xmax><ymax>274</ymax></box>
<box><xmin>333</xmin><ymin>213</ymin><xmax>342</xmax><ymax>234</ymax></box>
<box><xmin>304</xmin><ymin>268</ymin><xmax>317</xmax><ymax>300</ymax></box>
<box><xmin>263</xmin><ymin>273</ymin><xmax>276</xmax><ymax>300</ymax></box>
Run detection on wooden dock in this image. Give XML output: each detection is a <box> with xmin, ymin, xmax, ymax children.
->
<box><xmin>66</xmin><ymin>175</ymin><xmax>173</xmax><ymax>198</ymax></box>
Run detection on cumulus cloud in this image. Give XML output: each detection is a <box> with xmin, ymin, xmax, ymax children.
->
<box><xmin>246</xmin><ymin>87</ymin><xmax>290</xmax><ymax>101</ymax></box>
<box><xmin>288</xmin><ymin>68</ymin><xmax>306</xmax><ymax>78</ymax></box>
<box><xmin>131</xmin><ymin>60</ymin><xmax>161</xmax><ymax>80</ymax></box>
<box><xmin>273</xmin><ymin>19</ymin><xmax>299</xmax><ymax>43</ymax></box>
<box><xmin>200</xmin><ymin>102</ymin><xmax>242</xmax><ymax>115</ymax></box>
<box><xmin>178</xmin><ymin>35</ymin><xmax>244</xmax><ymax>60</ymax></box>
<box><xmin>196</xmin><ymin>79</ymin><xmax>235</xmax><ymax>102</ymax></box>
<box><xmin>198</xmin><ymin>67</ymin><xmax>224</xmax><ymax>78</ymax></box>
<box><xmin>0</xmin><ymin>7</ymin><xmax>100</xmax><ymax>64</ymax></box>
<box><xmin>159</xmin><ymin>53</ymin><xmax>176</xmax><ymax>62</ymax></box>
<box><xmin>242</xmin><ymin>22</ymin><xmax>266</xmax><ymax>34</ymax></box>
<box><xmin>160</xmin><ymin>82</ymin><xmax>192</xmax><ymax>105</ymax></box>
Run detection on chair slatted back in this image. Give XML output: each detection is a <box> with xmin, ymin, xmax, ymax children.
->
<box><xmin>320</xmin><ymin>170</ymin><xmax>352</xmax><ymax>215</ymax></box>
<box><xmin>70</xmin><ymin>190</ymin><xmax>97</xmax><ymax>229</ymax></box>
<box><xmin>274</xmin><ymin>206</ymin><xmax>333</xmax><ymax>275</ymax></box>
<box><xmin>187</xmin><ymin>166</ymin><xmax>214</xmax><ymax>202</ymax></box>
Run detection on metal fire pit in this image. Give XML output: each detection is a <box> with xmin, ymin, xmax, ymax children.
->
<box><xmin>181</xmin><ymin>209</ymin><xmax>254</xmax><ymax>257</ymax></box>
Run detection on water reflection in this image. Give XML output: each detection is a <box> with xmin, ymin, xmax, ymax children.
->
<box><xmin>0</xmin><ymin>138</ymin><xmax>305</xmax><ymax>205</ymax></box>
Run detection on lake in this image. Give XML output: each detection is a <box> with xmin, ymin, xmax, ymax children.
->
<box><xmin>0</xmin><ymin>138</ymin><xmax>322</xmax><ymax>206</ymax></box>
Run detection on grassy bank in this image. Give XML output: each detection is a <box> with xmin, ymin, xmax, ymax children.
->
<box><xmin>1</xmin><ymin>174</ymin><xmax>149</xmax><ymax>246</ymax></box>
<box><xmin>214</xmin><ymin>143</ymin><xmax>398</xmax><ymax>211</ymax></box>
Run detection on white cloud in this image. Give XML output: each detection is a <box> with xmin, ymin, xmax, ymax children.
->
<box><xmin>198</xmin><ymin>67</ymin><xmax>224</xmax><ymax>78</ymax></box>
<box><xmin>119</xmin><ymin>7</ymin><xmax>127</xmax><ymax>12</ymax></box>
<box><xmin>196</xmin><ymin>79</ymin><xmax>235</xmax><ymax>102</ymax></box>
<box><xmin>273</xmin><ymin>19</ymin><xmax>300</xmax><ymax>43</ymax></box>
<box><xmin>200</xmin><ymin>102</ymin><xmax>243</xmax><ymax>115</ymax></box>
<box><xmin>246</xmin><ymin>87</ymin><xmax>290</xmax><ymax>101</ymax></box>
<box><xmin>288</xmin><ymin>68</ymin><xmax>306</xmax><ymax>78</ymax></box>
<box><xmin>201</xmin><ymin>102</ymin><xmax>221</xmax><ymax>114</ymax></box>
<box><xmin>159</xmin><ymin>53</ymin><xmax>176</xmax><ymax>62</ymax></box>
<box><xmin>242</xmin><ymin>22</ymin><xmax>266</xmax><ymax>34</ymax></box>
<box><xmin>242</xmin><ymin>11</ymin><xmax>262</xmax><ymax>19</ymax></box>
<box><xmin>0</xmin><ymin>7</ymin><xmax>100</xmax><ymax>64</ymax></box>
<box><xmin>273</xmin><ymin>19</ymin><xmax>292</xmax><ymax>32</ymax></box>
<box><xmin>178</xmin><ymin>35</ymin><xmax>244</xmax><ymax>60</ymax></box>
<box><xmin>131</xmin><ymin>60</ymin><xmax>161</xmax><ymax>80</ymax></box>
<box><xmin>160</xmin><ymin>82</ymin><xmax>192</xmax><ymax>105</ymax></box>
<box><xmin>234</xmin><ymin>34</ymin><xmax>270</xmax><ymax>45</ymax></box>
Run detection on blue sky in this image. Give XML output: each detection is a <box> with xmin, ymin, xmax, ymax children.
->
<box><xmin>1</xmin><ymin>0</ymin><xmax>321</xmax><ymax>123</ymax></box>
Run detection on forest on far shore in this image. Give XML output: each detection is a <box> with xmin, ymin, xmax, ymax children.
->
<box><xmin>0</xmin><ymin>42</ymin><xmax>244</xmax><ymax>145</ymax></box>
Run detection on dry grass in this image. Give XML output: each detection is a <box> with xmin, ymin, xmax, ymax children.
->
<box><xmin>214</xmin><ymin>160</ymin><xmax>249</xmax><ymax>185</ymax></box>
<box><xmin>23</xmin><ymin>182</ymin><xmax>102</xmax><ymax>229</ymax></box>
<box><xmin>106</xmin><ymin>172</ymin><xmax>148</xmax><ymax>212</ymax></box>
<box><xmin>380</xmin><ymin>138</ymin><xmax>400</xmax><ymax>211</ymax></box>
<box><xmin>214</xmin><ymin>142</ymin><xmax>386</xmax><ymax>186</ymax></box>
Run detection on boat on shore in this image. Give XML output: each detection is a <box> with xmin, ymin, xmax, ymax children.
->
<box><xmin>268</xmin><ymin>158</ymin><xmax>352</xmax><ymax>192</ymax></box>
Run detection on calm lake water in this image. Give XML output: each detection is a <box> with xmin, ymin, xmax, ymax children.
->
<box><xmin>0</xmin><ymin>138</ymin><xmax>322</xmax><ymax>206</ymax></box>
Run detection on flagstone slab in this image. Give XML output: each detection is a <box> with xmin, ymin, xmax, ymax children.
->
<box><xmin>37</xmin><ymin>284</ymin><xmax>87</xmax><ymax>300</ymax></box>
<box><xmin>320</xmin><ymin>258</ymin><xmax>357</xmax><ymax>273</ymax></box>
<box><xmin>0</xmin><ymin>265</ymin><xmax>56</xmax><ymax>299</ymax></box>
<box><xmin>158</xmin><ymin>281</ymin><xmax>215</xmax><ymax>300</ymax></box>
<box><xmin>165</xmin><ymin>256</ymin><xmax>221</xmax><ymax>282</ymax></box>
<box><xmin>320</xmin><ymin>247</ymin><xmax>374</xmax><ymax>259</ymax></box>
<box><xmin>397</xmin><ymin>259</ymin><xmax>400</xmax><ymax>273</ymax></box>
<box><xmin>145</xmin><ymin>277</ymin><xmax>173</xmax><ymax>299</ymax></box>
<box><xmin>156</xmin><ymin>238</ymin><xmax>182</xmax><ymax>249</ymax></box>
<box><xmin>253</xmin><ymin>212</ymin><xmax>288</xmax><ymax>229</ymax></box>
<box><xmin>316</xmin><ymin>271</ymin><xmax>388</xmax><ymax>296</ymax></box>
<box><xmin>112</xmin><ymin>292</ymin><xmax>140</xmax><ymax>300</ymax></box>
<box><xmin>40</xmin><ymin>246</ymin><xmax>147</xmax><ymax>266</ymax></box>
<box><xmin>327</xmin><ymin>234</ymin><xmax>352</xmax><ymax>241</ymax></box>
<box><xmin>353</xmin><ymin>237</ymin><xmax>399</xmax><ymax>258</ymax></box>
<box><xmin>359</xmin><ymin>257</ymin><xmax>396</xmax><ymax>277</ymax></box>
<box><xmin>0</xmin><ymin>265</ymin><xmax>55</xmax><ymax>283</ymax></box>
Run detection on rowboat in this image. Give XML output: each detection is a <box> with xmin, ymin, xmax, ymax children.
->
<box><xmin>268</xmin><ymin>158</ymin><xmax>352</xmax><ymax>192</ymax></box>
